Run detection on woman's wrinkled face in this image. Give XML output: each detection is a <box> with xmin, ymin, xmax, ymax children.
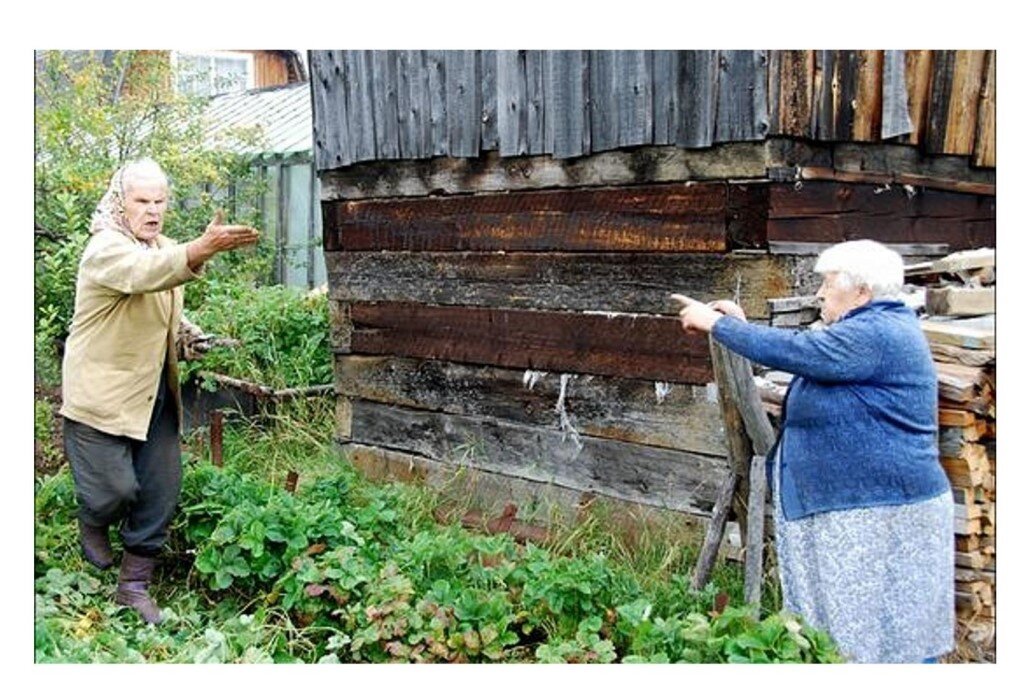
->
<box><xmin>816</xmin><ymin>271</ymin><xmax>871</xmax><ymax>324</ymax></box>
<box><xmin>123</xmin><ymin>176</ymin><xmax>168</xmax><ymax>243</ymax></box>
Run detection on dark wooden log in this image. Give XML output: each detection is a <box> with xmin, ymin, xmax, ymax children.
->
<box><xmin>345</xmin><ymin>302</ymin><xmax>713</xmax><ymax>384</ymax></box>
<box><xmin>767</xmin><ymin>181</ymin><xmax>995</xmax><ymax>251</ymax></box>
<box><xmin>691</xmin><ymin>470</ymin><xmax>740</xmax><ymax>591</ymax></box>
<box><xmin>347</xmin><ymin>400</ymin><xmax>728</xmax><ymax>515</ymax></box>
<box><xmin>323</xmin><ymin>182</ymin><xmax>731</xmax><ymax>253</ymax></box>
<box><xmin>325</xmin><ymin>251</ymin><xmax>808</xmax><ymax>320</ymax></box>
<box><xmin>334</xmin><ymin>355</ymin><xmax>729</xmax><ymax>456</ymax></box>
<box><xmin>925</xmin><ymin>50</ymin><xmax>957</xmax><ymax>155</ymax></box>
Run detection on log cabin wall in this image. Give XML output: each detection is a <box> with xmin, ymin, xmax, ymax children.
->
<box><xmin>313</xmin><ymin>50</ymin><xmax>996</xmax><ymax>522</ymax></box>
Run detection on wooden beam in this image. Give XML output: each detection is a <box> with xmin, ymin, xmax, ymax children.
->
<box><xmin>346</xmin><ymin>302</ymin><xmax>714</xmax><ymax>384</ymax></box>
<box><xmin>346</xmin><ymin>401</ymin><xmax>728</xmax><ymax>515</ymax></box>
<box><xmin>325</xmin><ymin>251</ymin><xmax>808</xmax><ymax>321</ymax></box>
<box><xmin>335</xmin><ymin>355</ymin><xmax>729</xmax><ymax>456</ymax></box>
<box><xmin>768</xmin><ymin>181</ymin><xmax>995</xmax><ymax>251</ymax></box>
<box><xmin>323</xmin><ymin>182</ymin><xmax>731</xmax><ymax>253</ymax></box>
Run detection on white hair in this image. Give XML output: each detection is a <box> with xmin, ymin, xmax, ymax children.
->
<box><xmin>120</xmin><ymin>157</ymin><xmax>168</xmax><ymax>192</ymax></box>
<box><xmin>814</xmin><ymin>240</ymin><xmax>904</xmax><ymax>299</ymax></box>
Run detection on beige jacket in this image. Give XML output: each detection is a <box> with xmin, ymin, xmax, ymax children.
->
<box><xmin>60</xmin><ymin>229</ymin><xmax>199</xmax><ymax>440</ymax></box>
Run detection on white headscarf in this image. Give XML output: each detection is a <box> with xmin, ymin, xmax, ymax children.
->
<box><xmin>89</xmin><ymin>159</ymin><xmax>167</xmax><ymax>247</ymax></box>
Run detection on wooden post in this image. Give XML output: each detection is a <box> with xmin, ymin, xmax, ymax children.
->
<box><xmin>692</xmin><ymin>470</ymin><xmax>740</xmax><ymax>591</ymax></box>
<box><xmin>285</xmin><ymin>470</ymin><xmax>299</xmax><ymax>493</ymax></box>
<box><xmin>744</xmin><ymin>454</ymin><xmax>767</xmax><ymax>606</ymax></box>
<box><xmin>210</xmin><ymin>410</ymin><xmax>224</xmax><ymax>468</ymax></box>
<box><xmin>708</xmin><ymin>339</ymin><xmax>754</xmax><ymax>543</ymax></box>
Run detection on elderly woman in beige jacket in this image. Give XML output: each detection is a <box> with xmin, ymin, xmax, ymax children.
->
<box><xmin>60</xmin><ymin>158</ymin><xmax>259</xmax><ymax>624</ymax></box>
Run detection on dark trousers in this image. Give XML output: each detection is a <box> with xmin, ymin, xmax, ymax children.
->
<box><xmin>63</xmin><ymin>370</ymin><xmax>182</xmax><ymax>556</ymax></box>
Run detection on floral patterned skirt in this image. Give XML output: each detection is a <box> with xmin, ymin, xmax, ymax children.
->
<box><xmin>773</xmin><ymin>456</ymin><xmax>955</xmax><ymax>663</ymax></box>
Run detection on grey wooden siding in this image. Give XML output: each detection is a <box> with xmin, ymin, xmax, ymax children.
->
<box><xmin>311</xmin><ymin>50</ymin><xmax>997</xmax><ymax>172</ymax></box>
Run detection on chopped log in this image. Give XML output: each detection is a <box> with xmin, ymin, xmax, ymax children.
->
<box><xmin>926</xmin><ymin>287</ymin><xmax>994</xmax><ymax>316</ymax></box>
<box><xmin>921</xmin><ymin>316</ymin><xmax>995</xmax><ymax>350</ymax></box>
<box><xmin>928</xmin><ymin>342</ymin><xmax>994</xmax><ymax>367</ymax></box>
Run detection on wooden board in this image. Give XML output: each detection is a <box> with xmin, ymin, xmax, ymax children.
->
<box><xmin>544</xmin><ymin>50</ymin><xmax>589</xmax><ymax>159</ymax></box>
<box><xmin>768</xmin><ymin>181</ymin><xmax>995</xmax><ymax>252</ymax></box>
<box><xmin>925</xmin><ymin>287</ymin><xmax>994</xmax><ymax>316</ymax></box>
<box><xmin>345</xmin><ymin>302</ymin><xmax>714</xmax><ymax>384</ymax></box>
<box><xmin>881</xmin><ymin>50</ymin><xmax>914</xmax><ymax>139</ymax></box>
<box><xmin>325</xmin><ymin>251</ymin><xmax>811</xmax><ymax>320</ymax></box>
<box><xmin>323</xmin><ymin>182</ymin><xmax>731</xmax><ymax>252</ymax></box>
<box><xmin>851</xmin><ymin>50</ymin><xmax>883</xmax><ymax>142</ymax></box>
<box><xmin>973</xmin><ymin>51</ymin><xmax>996</xmax><ymax>168</ymax></box>
<box><xmin>346</xmin><ymin>400</ymin><xmax>729</xmax><ymax>515</ymax></box>
<box><xmin>309</xmin><ymin>50</ymin><xmax>353</xmax><ymax>169</ymax></box>
<box><xmin>445</xmin><ymin>50</ymin><xmax>481</xmax><ymax>158</ymax></box>
<box><xmin>342</xmin><ymin>442</ymin><xmax>711</xmax><ymax>540</ymax></box>
<box><xmin>768</xmin><ymin>50</ymin><xmax>814</xmax><ymax>137</ymax></box>
<box><xmin>715</xmin><ymin>50</ymin><xmax>768</xmax><ymax>143</ymax></box>
<box><xmin>923</xmin><ymin>317</ymin><xmax>995</xmax><ymax>350</ymax></box>
<box><xmin>678</xmin><ymin>50</ymin><xmax>719</xmax><ymax>148</ymax></box>
<box><xmin>902</xmin><ymin>50</ymin><xmax>933</xmax><ymax>147</ymax></box>
<box><xmin>335</xmin><ymin>355</ymin><xmax>728</xmax><ymax>456</ymax></box>
<box><xmin>943</xmin><ymin>51</ymin><xmax>987</xmax><ymax>157</ymax></box>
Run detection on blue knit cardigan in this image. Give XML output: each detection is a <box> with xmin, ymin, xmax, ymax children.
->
<box><xmin>711</xmin><ymin>300</ymin><xmax>950</xmax><ymax>521</ymax></box>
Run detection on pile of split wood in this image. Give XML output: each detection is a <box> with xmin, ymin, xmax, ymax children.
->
<box><xmin>907</xmin><ymin>248</ymin><xmax>996</xmax><ymax>626</ymax></box>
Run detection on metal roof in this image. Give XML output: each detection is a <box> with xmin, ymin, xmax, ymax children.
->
<box><xmin>203</xmin><ymin>82</ymin><xmax>312</xmax><ymax>160</ymax></box>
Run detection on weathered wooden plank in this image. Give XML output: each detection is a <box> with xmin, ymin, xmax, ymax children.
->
<box><xmin>798</xmin><ymin>163</ymin><xmax>994</xmax><ymax>196</ymax></box>
<box><xmin>922</xmin><ymin>316</ymin><xmax>995</xmax><ymax>350</ymax></box>
<box><xmin>691</xmin><ymin>470</ymin><xmax>739</xmax><ymax>590</ymax></box>
<box><xmin>425</xmin><ymin>50</ymin><xmax>448</xmax><ymax>156</ymax></box>
<box><xmin>944</xmin><ymin>50</ymin><xmax>987</xmax><ymax>157</ymax></box>
<box><xmin>652</xmin><ymin>50</ymin><xmax>679</xmax><ymax>145</ymax></box>
<box><xmin>589</xmin><ymin>50</ymin><xmax>619</xmax><ymax>152</ymax></box>
<box><xmin>768</xmin><ymin>50</ymin><xmax>814</xmax><ymax>138</ymax></box>
<box><xmin>767</xmin><ymin>181</ymin><xmax>996</xmax><ymax>251</ymax></box>
<box><xmin>903</xmin><ymin>50</ymin><xmax>933</xmax><ymax>147</ymax></box>
<box><xmin>395</xmin><ymin>50</ymin><xmax>428</xmax><ymax>159</ymax></box>
<box><xmin>347</xmin><ymin>400</ymin><xmax>727</xmax><ymax>515</ymax></box>
<box><xmin>715</xmin><ymin>50</ymin><xmax>769</xmax><ymax>143</ymax></box>
<box><xmin>479</xmin><ymin>50</ymin><xmax>499</xmax><ymax>152</ymax></box>
<box><xmin>323</xmin><ymin>182</ymin><xmax>731</xmax><ymax>253</ymax></box>
<box><xmin>926</xmin><ymin>50</ymin><xmax>957</xmax><ymax>155</ymax></box>
<box><xmin>343</xmin><ymin>442</ymin><xmax>712</xmax><ymax>538</ymax></box>
<box><xmin>834</xmin><ymin>50</ymin><xmax>860</xmax><ymax>141</ymax></box>
<box><xmin>744</xmin><ymin>454</ymin><xmax>767</xmax><ymax>606</ymax></box>
<box><xmin>852</xmin><ymin>50</ymin><xmax>883</xmax><ymax>142</ymax></box>
<box><xmin>371</xmin><ymin>50</ymin><xmax>400</xmax><ymax>159</ymax></box>
<box><xmin>973</xmin><ymin>51</ymin><xmax>995</xmax><ymax>168</ymax></box>
<box><xmin>882</xmin><ymin>49</ymin><xmax>914</xmax><ymax>140</ymax></box>
<box><xmin>334</xmin><ymin>355</ymin><xmax>728</xmax><ymax>456</ymax></box>
<box><xmin>319</xmin><ymin>142</ymin><xmax>769</xmax><ymax>200</ymax></box>
<box><xmin>616</xmin><ymin>50</ymin><xmax>653</xmax><ymax>148</ymax></box>
<box><xmin>523</xmin><ymin>50</ymin><xmax>545</xmax><ymax>155</ymax></box>
<box><xmin>445</xmin><ymin>50</ymin><xmax>480</xmax><ymax>158</ymax></box>
<box><xmin>769</xmin><ymin>241</ymin><xmax>949</xmax><ymax>258</ymax></box>
<box><xmin>325</xmin><ymin>251</ymin><xmax>806</xmax><ymax>320</ymax></box>
<box><xmin>678</xmin><ymin>50</ymin><xmax>719</xmax><ymax>148</ymax></box>
<box><xmin>346</xmin><ymin>303</ymin><xmax>713</xmax><ymax>384</ymax></box>
<box><xmin>309</xmin><ymin>50</ymin><xmax>352</xmax><ymax>170</ymax></box>
<box><xmin>812</xmin><ymin>50</ymin><xmax>838</xmax><ymax>140</ymax></box>
<box><xmin>544</xmin><ymin>50</ymin><xmax>588</xmax><ymax>159</ymax></box>
<box><xmin>496</xmin><ymin>50</ymin><xmax>528</xmax><ymax>157</ymax></box>
<box><xmin>344</xmin><ymin>50</ymin><xmax>377</xmax><ymax>162</ymax></box>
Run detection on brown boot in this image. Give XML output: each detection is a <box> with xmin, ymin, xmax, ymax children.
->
<box><xmin>78</xmin><ymin>519</ymin><xmax>113</xmax><ymax>570</ymax></box>
<box><xmin>115</xmin><ymin>551</ymin><xmax>163</xmax><ymax>625</ymax></box>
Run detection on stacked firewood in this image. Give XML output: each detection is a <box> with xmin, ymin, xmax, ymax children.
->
<box><xmin>908</xmin><ymin>249</ymin><xmax>996</xmax><ymax>626</ymax></box>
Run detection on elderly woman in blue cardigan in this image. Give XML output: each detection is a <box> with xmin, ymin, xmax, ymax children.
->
<box><xmin>676</xmin><ymin>239</ymin><xmax>953</xmax><ymax>663</ymax></box>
